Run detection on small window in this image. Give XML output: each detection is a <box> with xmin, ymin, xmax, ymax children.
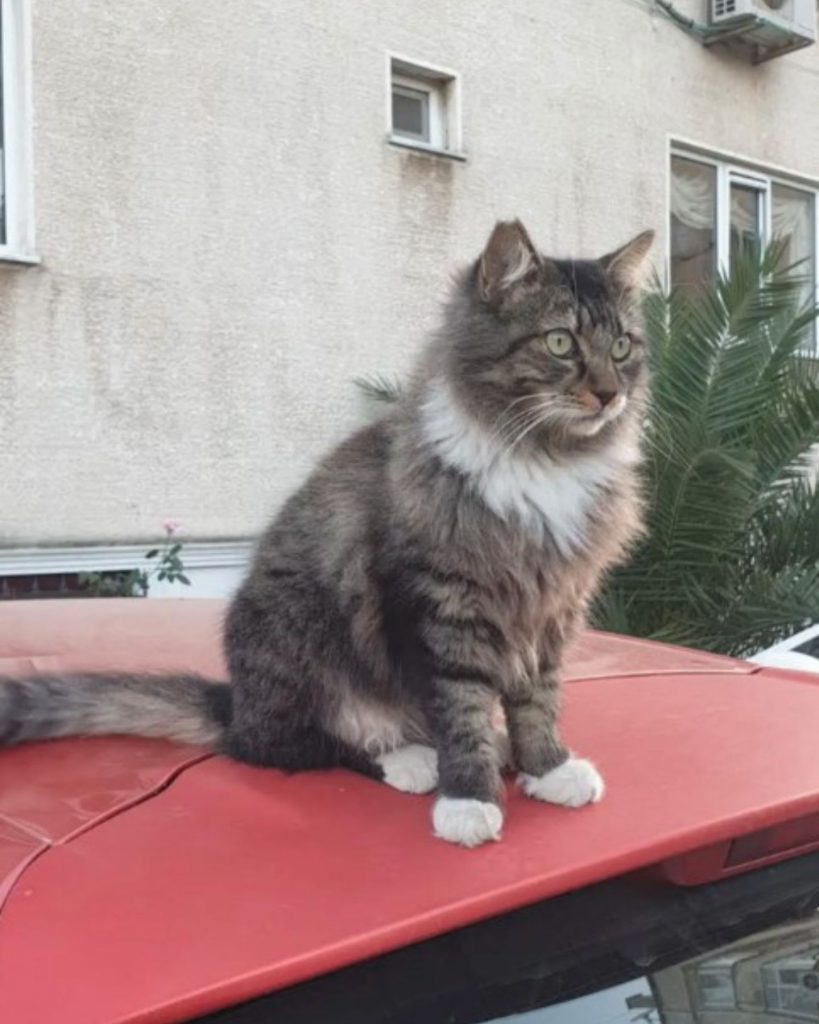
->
<box><xmin>695</xmin><ymin>964</ymin><xmax>737</xmax><ymax>1009</ymax></box>
<box><xmin>387</xmin><ymin>56</ymin><xmax>462</xmax><ymax>158</ymax></box>
<box><xmin>763</xmin><ymin>961</ymin><xmax>819</xmax><ymax>1018</ymax></box>
<box><xmin>0</xmin><ymin>0</ymin><xmax>35</xmax><ymax>263</ymax></box>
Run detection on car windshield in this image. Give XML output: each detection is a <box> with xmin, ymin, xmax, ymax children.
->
<box><xmin>489</xmin><ymin>909</ymin><xmax>819</xmax><ymax>1023</ymax></box>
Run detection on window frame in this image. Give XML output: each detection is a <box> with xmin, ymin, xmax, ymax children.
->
<box><xmin>0</xmin><ymin>0</ymin><xmax>35</xmax><ymax>264</ymax></box>
<box><xmin>386</xmin><ymin>53</ymin><xmax>464</xmax><ymax>161</ymax></box>
<box><xmin>668</xmin><ymin>143</ymin><xmax>819</xmax><ymax>320</ymax></box>
<box><xmin>726</xmin><ymin>170</ymin><xmax>769</xmax><ymax>267</ymax></box>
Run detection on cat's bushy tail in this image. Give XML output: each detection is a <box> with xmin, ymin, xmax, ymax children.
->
<box><xmin>0</xmin><ymin>672</ymin><xmax>232</xmax><ymax>748</ymax></box>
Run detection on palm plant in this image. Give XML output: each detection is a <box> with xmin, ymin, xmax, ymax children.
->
<box><xmin>353</xmin><ymin>373</ymin><xmax>405</xmax><ymax>405</ymax></box>
<box><xmin>595</xmin><ymin>244</ymin><xmax>819</xmax><ymax>656</ymax></box>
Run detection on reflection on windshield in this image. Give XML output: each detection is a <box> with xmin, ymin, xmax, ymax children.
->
<box><xmin>504</xmin><ymin>979</ymin><xmax>657</xmax><ymax>1023</ymax></box>
<box><xmin>495</xmin><ymin>911</ymin><xmax>819</xmax><ymax>1023</ymax></box>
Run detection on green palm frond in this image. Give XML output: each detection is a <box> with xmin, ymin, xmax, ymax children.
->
<box><xmin>595</xmin><ymin>243</ymin><xmax>819</xmax><ymax>657</ymax></box>
<box><xmin>353</xmin><ymin>373</ymin><xmax>404</xmax><ymax>404</ymax></box>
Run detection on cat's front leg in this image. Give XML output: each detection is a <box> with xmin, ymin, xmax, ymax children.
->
<box><xmin>504</xmin><ymin>668</ymin><xmax>605</xmax><ymax>808</ymax></box>
<box><xmin>426</xmin><ymin>677</ymin><xmax>504</xmax><ymax>848</ymax></box>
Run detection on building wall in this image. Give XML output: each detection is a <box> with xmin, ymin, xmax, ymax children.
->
<box><xmin>2</xmin><ymin>0</ymin><xmax>819</xmax><ymax>547</ymax></box>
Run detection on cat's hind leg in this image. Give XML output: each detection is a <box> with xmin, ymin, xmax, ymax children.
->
<box><xmin>224</xmin><ymin>716</ymin><xmax>385</xmax><ymax>779</ymax></box>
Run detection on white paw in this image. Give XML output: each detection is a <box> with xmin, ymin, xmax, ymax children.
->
<box><xmin>520</xmin><ymin>757</ymin><xmax>605</xmax><ymax>808</ymax></box>
<box><xmin>377</xmin><ymin>744</ymin><xmax>439</xmax><ymax>794</ymax></box>
<box><xmin>432</xmin><ymin>797</ymin><xmax>503</xmax><ymax>848</ymax></box>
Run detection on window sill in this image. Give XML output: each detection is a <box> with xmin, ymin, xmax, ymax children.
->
<box><xmin>387</xmin><ymin>136</ymin><xmax>467</xmax><ymax>162</ymax></box>
<box><xmin>0</xmin><ymin>248</ymin><xmax>41</xmax><ymax>266</ymax></box>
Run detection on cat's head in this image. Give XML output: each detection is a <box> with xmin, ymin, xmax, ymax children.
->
<box><xmin>442</xmin><ymin>220</ymin><xmax>654</xmax><ymax>450</ymax></box>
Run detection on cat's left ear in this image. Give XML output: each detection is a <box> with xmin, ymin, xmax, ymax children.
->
<box><xmin>600</xmin><ymin>230</ymin><xmax>655</xmax><ymax>289</ymax></box>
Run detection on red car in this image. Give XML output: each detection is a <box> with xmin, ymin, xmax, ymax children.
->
<box><xmin>2</xmin><ymin>599</ymin><xmax>819</xmax><ymax>1024</ymax></box>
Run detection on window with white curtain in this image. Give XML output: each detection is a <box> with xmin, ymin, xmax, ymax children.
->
<box><xmin>670</xmin><ymin>150</ymin><xmax>818</xmax><ymax>349</ymax></box>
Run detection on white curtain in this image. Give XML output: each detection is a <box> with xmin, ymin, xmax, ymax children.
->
<box><xmin>772</xmin><ymin>187</ymin><xmax>813</xmax><ymax>268</ymax></box>
<box><xmin>672</xmin><ymin>161</ymin><xmax>813</xmax><ymax>263</ymax></box>
<box><xmin>671</xmin><ymin>163</ymin><xmax>714</xmax><ymax>231</ymax></box>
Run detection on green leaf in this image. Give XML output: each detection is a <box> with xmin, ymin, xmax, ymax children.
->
<box><xmin>353</xmin><ymin>374</ymin><xmax>404</xmax><ymax>404</ymax></box>
<box><xmin>145</xmin><ymin>549</ymin><xmax>159</xmax><ymax>559</ymax></box>
<box><xmin>595</xmin><ymin>241</ymin><xmax>819</xmax><ymax>657</ymax></box>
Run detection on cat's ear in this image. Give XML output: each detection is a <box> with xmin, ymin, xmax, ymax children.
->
<box><xmin>478</xmin><ymin>220</ymin><xmax>542</xmax><ymax>304</ymax></box>
<box><xmin>600</xmin><ymin>230</ymin><xmax>655</xmax><ymax>289</ymax></box>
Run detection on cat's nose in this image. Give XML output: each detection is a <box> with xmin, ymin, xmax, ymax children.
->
<box><xmin>593</xmin><ymin>389</ymin><xmax>618</xmax><ymax>408</ymax></box>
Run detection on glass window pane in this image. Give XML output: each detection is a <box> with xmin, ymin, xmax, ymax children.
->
<box><xmin>730</xmin><ymin>183</ymin><xmax>763</xmax><ymax>265</ymax></box>
<box><xmin>392</xmin><ymin>86</ymin><xmax>429</xmax><ymax>141</ymax></box>
<box><xmin>670</xmin><ymin>156</ymin><xmax>716</xmax><ymax>296</ymax></box>
<box><xmin>696</xmin><ymin>966</ymin><xmax>736</xmax><ymax>1008</ymax></box>
<box><xmin>772</xmin><ymin>183</ymin><xmax>815</xmax><ymax>285</ymax></box>
<box><xmin>772</xmin><ymin>183</ymin><xmax>816</xmax><ymax>350</ymax></box>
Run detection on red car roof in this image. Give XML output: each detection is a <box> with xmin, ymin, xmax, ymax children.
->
<box><xmin>1</xmin><ymin>600</ymin><xmax>818</xmax><ymax>1024</ymax></box>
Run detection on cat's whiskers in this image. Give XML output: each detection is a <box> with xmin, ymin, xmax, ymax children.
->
<box><xmin>499</xmin><ymin>400</ymin><xmax>566</xmax><ymax>460</ymax></box>
<box><xmin>489</xmin><ymin>393</ymin><xmax>555</xmax><ymax>447</ymax></box>
<box><xmin>491</xmin><ymin>406</ymin><xmax>548</xmax><ymax>448</ymax></box>
<box><xmin>515</xmin><ymin>395</ymin><xmax>588</xmax><ymax>446</ymax></box>
<box><xmin>499</xmin><ymin>400</ymin><xmax>559</xmax><ymax>443</ymax></box>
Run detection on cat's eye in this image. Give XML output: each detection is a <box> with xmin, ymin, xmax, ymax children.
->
<box><xmin>543</xmin><ymin>330</ymin><xmax>576</xmax><ymax>359</ymax></box>
<box><xmin>611</xmin><ymin>335</ymin><xmax>632</xmax><ymax>361</ymax></box>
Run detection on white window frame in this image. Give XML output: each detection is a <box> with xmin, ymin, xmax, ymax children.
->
<box><xmin>669</xmin><ymin>140</ymin><xmax>819</xmax><ymax>351</ymax></box>
<box><xmin>0</xmin><ymin>0</ymin><xmax>36</xmax><ymax>264</ymax></box>
<box><xmin>386</xmin><ymin>53</ymin><xmax>464</xmax><ymax>161</ymax></box>
<box><xmin>723</xmin><ymin>170</ymin><xmax>769</xmax><ymax>271</ymax></box>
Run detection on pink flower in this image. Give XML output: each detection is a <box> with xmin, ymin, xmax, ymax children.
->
<box><xmin>163</xmin><ymin>518</ymin><xmax>182</xmax><ymax>536</ymax></box>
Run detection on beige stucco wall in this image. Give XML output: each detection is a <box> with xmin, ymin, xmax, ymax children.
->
<box><xmin>2</xmin><ymin>0</ymin><xmax>818</xmax><ymax>546</ymax></box>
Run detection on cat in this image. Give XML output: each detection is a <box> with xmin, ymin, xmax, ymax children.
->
<box><xmin>0</xmin><ymin>220</ymin><xmax>653</xmax><ymax>847</ymax></box>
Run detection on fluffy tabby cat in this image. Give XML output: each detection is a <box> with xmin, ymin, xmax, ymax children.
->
<box><xmin>0</xmin><ymin>220</ymin><xmax>653</xmax><ymax>847</ymax></box>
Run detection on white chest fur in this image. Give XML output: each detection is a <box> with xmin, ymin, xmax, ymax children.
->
<box><xmin>420</xmin><ymin>380</ymin><xmax>639</xmax><ymax>556</ymax></box>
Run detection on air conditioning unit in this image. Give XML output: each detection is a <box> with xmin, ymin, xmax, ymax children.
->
<box><xmin>709</xmin><ymin>0</ymin><xmax>816</xmax><ymax>61</ymax></box>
